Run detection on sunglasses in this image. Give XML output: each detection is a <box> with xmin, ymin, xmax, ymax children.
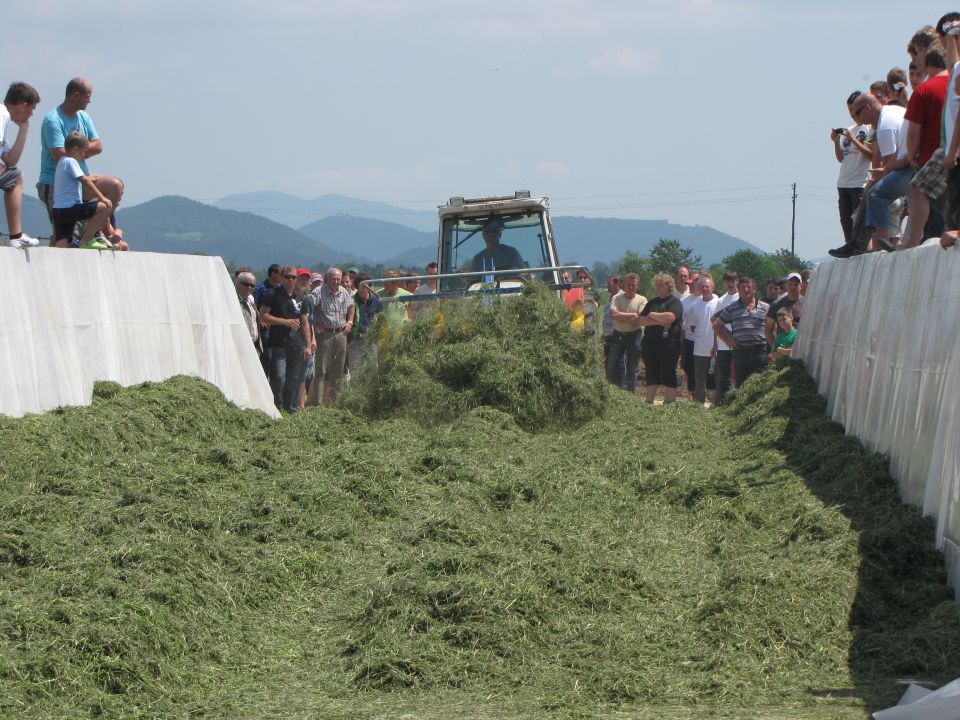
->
<box><xmin>282</xmin><ymin>274</ymin><xmax>298</xmax><ymax>280</ymax></box>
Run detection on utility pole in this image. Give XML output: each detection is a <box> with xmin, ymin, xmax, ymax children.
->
<box><xmin>791</xmin><ymin>183</ymin><xmax>797</xmax><ymax>256</ymax></box>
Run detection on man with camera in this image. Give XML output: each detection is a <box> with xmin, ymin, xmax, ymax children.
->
<box><xmin>831</xmin><ymin>91</ymin><xmax>873</xmax><ymax>247</ymax></box>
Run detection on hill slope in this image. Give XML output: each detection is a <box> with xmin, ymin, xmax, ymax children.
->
<box><xmin>297</xmin><ymin>214</ymin><xmax>434</xmax><ymax>266</ymax></box>
<box><xmin>215</xmin><ymin>191</ymin><xmax>437</xmax><ymax>233</ymax></box>
<box><xmin>215</xmin><ymin>193</ymin><xmax>768</xmax><ymax>266</ymax></box>
<box><xmin>552</xmin><ymin>215</ymin><xmax>764</xmax><ymax>266</ymax></box>
<box><xmin>115</xmin><ymin>196</ymin><xmax>359</xmax><ymax>268</ymax></box>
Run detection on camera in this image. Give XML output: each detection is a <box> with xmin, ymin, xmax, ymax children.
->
<box><xmin>833</xmin><ymin>128</ymin><xmax>847</xmax><ymax>135</ymax></box>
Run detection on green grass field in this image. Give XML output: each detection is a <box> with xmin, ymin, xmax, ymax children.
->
<box><xmin>1</xmin><ymin>286</ymin><xmax>956</xmax><ymax>718</ymax></box>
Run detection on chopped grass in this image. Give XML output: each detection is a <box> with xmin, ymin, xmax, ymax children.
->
<box><xmin>0</xmin><ymin>288</ymin><xmax>956</xmax><ymax>718</ymax></box>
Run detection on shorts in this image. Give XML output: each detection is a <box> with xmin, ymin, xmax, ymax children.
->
<box><xmin>910</xmin><ymin>149</ymin><xmax>948</xmax><ymax>200</ymax></box>
<box><xmin>36</xmin><ymin>183</ymin><xmax>54</xmax><ymax>221</ymax></box>
<box><xmin>0</xmin><ymin>166</ymin><xmax>22</xmax><ymax>192</ymax></box>
<box><xmin>641</xmin><ymin>339</ymin><xmax>681</xmax><ymax>388</ymax></box>
<box><xmin>51</xmin><ymin>201</ymin><xmax>99</xmax><ymax>243</ymax></box>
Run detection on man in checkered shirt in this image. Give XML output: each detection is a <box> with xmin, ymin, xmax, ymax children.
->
<box><xmin>307</xmin><ymin>267</ymin><xmax>355</xmax><ymax>406</ymax></box>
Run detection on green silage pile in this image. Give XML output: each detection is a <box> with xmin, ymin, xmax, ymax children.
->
<box><xmin>0</xmin><ymin>292</ymin><xmax>957</xmax><ymax>718</ymax></box>
<box><xmin>342</xmin><ymin>284</ymin><xmax>609</xmax><ymax>430</ymax></box>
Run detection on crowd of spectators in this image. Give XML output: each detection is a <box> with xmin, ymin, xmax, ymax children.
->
<box><xmin>828</xmin><ymin>14</ymin><xmax>960</xmax><ymax>257</ymax></box>
<box><xmin>240</xmin><ymin>262</ymin><xmax>438</xmax><ymax>414</ymax></box>
<box><xmin>601</xmin><ymin>265</ymin><xmax>806</xmax><ymax>407</ymax></box>
<box><xmin>2</xmin><ymin>77</ymin><xmax>127</xmax><ymax>251</ymax></box>
<box><xmin>236</xmin><ymin>254</ymin><xmax>807</xmax><ymax>413</ymax></box>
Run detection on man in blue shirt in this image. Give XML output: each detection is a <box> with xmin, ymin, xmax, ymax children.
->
<box><xmin>37</xmin><ymin>78</ymin><xmax>125</xmax><ymax>247</ymax></box>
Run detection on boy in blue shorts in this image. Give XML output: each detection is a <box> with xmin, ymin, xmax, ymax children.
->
<box><xmin>51</xmin><ymin>131</ymin><xmax>112</xmax><ymax>249</ymax></box>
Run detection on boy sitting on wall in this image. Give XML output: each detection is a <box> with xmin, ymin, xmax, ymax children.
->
<box><xmin>51</xmin><ymin>131</ymin><xmax>114</xmax><ymax>250</ymax></box>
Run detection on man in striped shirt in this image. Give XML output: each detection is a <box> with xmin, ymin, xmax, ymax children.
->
<box><xmin>711</xmin><ymin>277</ymin><xmax>770</xmax><ymax>391</ymax></box>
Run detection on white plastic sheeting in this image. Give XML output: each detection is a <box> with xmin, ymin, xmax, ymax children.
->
<box><xmin>872</xmin><ymin>678</ymin><xmax>960</xmax><ymax>720</ymax></box>
<box><xmin>793</xmin><ymin>242</ymin><xmax>960</xmax><ymax>597</ymax></box>
<box><xmin>0</xmin><ymin>247</ymin><xmax>279</xmax><ymax>419</ymax></box>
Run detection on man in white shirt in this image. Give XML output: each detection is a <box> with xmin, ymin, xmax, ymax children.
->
<box><xmin>675</xmin><ymin>266</ymin><xmax>691</xmax><ymax>299</ymax></box>
<box><xmin>689</xmin><ymin>274</ymin><xmax>720</xmax><ymax>407</ymax></box>
<box><xmin>832</xmin><ymin>90</ymin><xmax>873</xmax><ymax>246</ymax></box>
<box><xmin>1</xmin><ymin>82</ymin><xmax>41</xmax><ymax>248</ymax></box>
<box><xmin>830</xmin><ymin>93</ymin><xmax>909</xmax><ymax>257</ymax></box>
<box><xmin>680</xmin><ymin>273</ymin><xmax>702</xmax><ymax>398</ymax></box>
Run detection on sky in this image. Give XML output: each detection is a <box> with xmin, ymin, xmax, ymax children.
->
<box><xmin>2</xmin><ymin>1</ymin><xmax>950</xmax><ymax>260</ymax></box>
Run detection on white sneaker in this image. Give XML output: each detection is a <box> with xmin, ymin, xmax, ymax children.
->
<box><xmin>8</xmin><ymin>233</ymin><xmax>40</xmax><ymax>248</ymax></box>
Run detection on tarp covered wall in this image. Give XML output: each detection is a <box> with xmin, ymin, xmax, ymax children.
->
<box><xmin>793</xmin><ymin>242</ymin><xmax>960</xmax><ymax>596</ymax></box>
<box><xmin>0</xmin><ymin>248</ymin><xmax>279</xmax><ymax>419</ymax></box>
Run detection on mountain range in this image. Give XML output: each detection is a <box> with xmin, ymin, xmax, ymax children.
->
<box><xmin>18</xmin><ymin>191</ymin><xmax>764</xmax><ymax>270</ymax></box>
<box><xmin>214</xmin><ymin>191</ymin><xmax>437</xmax><ymax>233</ymax></box>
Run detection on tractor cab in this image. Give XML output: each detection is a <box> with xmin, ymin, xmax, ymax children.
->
<box><xmin>437</xmin><ymin>192</ymin><xmax>560</xmax><ymax>292</ymax></box>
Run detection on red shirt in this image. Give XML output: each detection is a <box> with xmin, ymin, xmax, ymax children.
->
<box><xmin>904</xmin><ymin>73</ymin><xmax>949</xmax><ymax>166</ymax></box>
<box><xmin>563</xmin><ymin>287</ymin><xmax>584</xmax><ymax>310</ymax></box>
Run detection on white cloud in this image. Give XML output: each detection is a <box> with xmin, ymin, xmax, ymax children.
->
<box><xmin>587</xmin><ymin>47</ymin><xmax>660</xmax><ymax>76</ymax></box>
<box><xmin>536</xmin><ymin>161</ymin><xmax>571</xmax><ymax>176</ymax></box>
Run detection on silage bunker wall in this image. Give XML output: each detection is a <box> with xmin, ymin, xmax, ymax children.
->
<box><xmin>794</xmin><ymin>243</ymin><xmax>960</xmax><ymax>596</ymax></box>
<box><xmin>0</xmin><ymin>248</ymin><xmax>278</xmax><ymax>418</ymax></box>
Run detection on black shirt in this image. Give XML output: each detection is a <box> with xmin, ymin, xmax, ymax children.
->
<box><xmin>265</xmin><ymin>286</ymin><xmax>309</xmax><ymax>348</ymax></box>
<box><xmin>640</xmin><ymin>294</ymin><xmax>683</xmax><ymax>343</ymax></box>
<box><xmin>767</xmin><ymin>294</ymin><xmax>803</xmax><ymax>326</ymax></box>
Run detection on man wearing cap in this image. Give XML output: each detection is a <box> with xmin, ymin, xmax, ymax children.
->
<box><xmin>469</xmin><ymin>217</ymin><xmax>525</xmax><ymax>272</ymax></box>
<box><xmin>307</xmin><ymin>267</ymin><xmax>354</xmax><ymax>406</ymax></box>
<box><xmin>260</xmin><ymin>265</ymin><xmax>312</xmax><ymax>414</ymax></box>
<box><xmin>765</xmin><ymin>273</ymin><xmax>804</xmax><ymax>348</ymax></box>
<box><xmin>712</xmin><ymin>277</ymin><xmax>770</xmax><ymax>390</ymax></box>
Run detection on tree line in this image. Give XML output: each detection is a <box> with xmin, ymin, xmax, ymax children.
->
<box><xmin>585</xmin><ymin>239</ymin><xmax>812</xmax><ymax>294</ymax></box>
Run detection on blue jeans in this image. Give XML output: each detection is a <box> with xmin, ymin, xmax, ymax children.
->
<box><xmin>606</xmin><ymin>330</ymin><xmax>642</xmax><ymax>392</ymax></box>
<box><xmin>269</xmin><ymin>342</ymin><xmax>306</xmax><ymax>413</ymax></box>
<box><xmin>866</xmin><ymin>167</ymin><xmax>915</xmax><ymax>232</ymax></box>
<box><xmin>603</xmin><ymin>334</ymin><xmax>625</xmax><ymax>388</ymax></box>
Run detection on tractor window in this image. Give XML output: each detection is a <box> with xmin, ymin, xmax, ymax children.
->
<box><xmin>440</xmin><ymin>211</ymin><xmax>553</xmax><ymax>291</ymax></box>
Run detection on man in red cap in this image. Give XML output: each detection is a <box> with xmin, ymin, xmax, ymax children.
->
<box><xmin>260</xmin><ymin>265</ymin><xmax>312</xmax><ymax>413</ymax></box>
